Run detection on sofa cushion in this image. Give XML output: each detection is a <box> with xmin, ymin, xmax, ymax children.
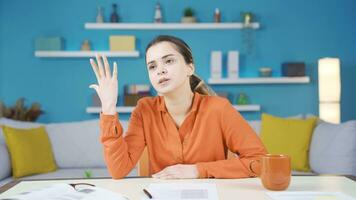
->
<box><xmin>45</xmin><ymin>119</ymin><xmax>106</xmax><ymax>168</ymax></box>
<box><xmin>2</xmin><ymin>126</ymin><xmax>57</xmax><ymax>178</ymax></box>
<box><xmin>0</xmin><ymin>142</ymin><xmax>11</xmax><ymax>180</ymax></box>
<box><xmin>310</xmin><ymin>120</ymin><xmax>356</xmax><ymax>175</ymax></box>
<box><xmin>260</xmin><ymin>113</ymin><xmax>317</xmax><ymax>172</ymax></box>
<box><xmin>0</xmin><ymin>118</ymin><xmax>42</xmax><ymax>143</ymax></box>
<box><xmin>0</xmin><ymin>118</ymin><xmax>43</xmax><ymax>180</ymax></box>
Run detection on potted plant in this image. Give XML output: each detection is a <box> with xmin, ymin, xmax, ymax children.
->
<box><xmin>241</xmin><ymin>12</ymin><xmax>254</xmax><ymax>27</ymax></box>
<box><xmin>0</xmin><ymin>98</ymin><xmax>43</xmax><ymax>122</ymax></box>
<box><xmin>181</xmin><ymin>7</ymin><xmax>196</xmax><ymax>23</ymax></box>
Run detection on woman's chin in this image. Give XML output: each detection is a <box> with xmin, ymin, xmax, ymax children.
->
<box><xmin>155</xmin><ymin>86</ymin><xmax>175</xmax><ymax>95</ymax></box>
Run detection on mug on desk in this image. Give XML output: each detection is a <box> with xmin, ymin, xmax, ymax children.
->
<box><xmin>250</xmin><ymin>154</ymin><xmax>291</xmax><ymax>191</ymax></box>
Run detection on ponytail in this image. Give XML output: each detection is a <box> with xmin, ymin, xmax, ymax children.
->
<box><xmin>190</xmin><ymin>74</ymin><xmax>216</xmax><ymax>96</ymax></box>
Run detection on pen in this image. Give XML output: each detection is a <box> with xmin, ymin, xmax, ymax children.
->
<box><xmin>143</xmin><ymin>188</ymin><xmax>153</xmax><ymax>199</ymax></box>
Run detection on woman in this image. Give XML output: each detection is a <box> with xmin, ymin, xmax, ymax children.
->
<box><xmin>89</xmin><ymin>35</ymin><xmax>267</xmax><ymax>179</ymax></box>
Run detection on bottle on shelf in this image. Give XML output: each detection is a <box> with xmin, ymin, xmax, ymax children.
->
<box><xmin>96</xmin><ymin>6</ymin><xmax>104</xmax><ymax>23</ymax></box>
<box><xmin>110</xmin><ymin>3</ymin><xmax>119</xmax><ymax>23</ymax></box>
<box><xmin>154</xmin><ymin>2</ymin><xmax>162</xmax><ymax>23</ymax></box>
<box><xmin>214</xmin><ymin>8</ymin><xmax>221</xmax><ymax>23</ymax></box>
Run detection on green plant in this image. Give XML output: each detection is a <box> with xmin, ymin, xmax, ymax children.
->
<box><xmin>0</xmin><ymin>98</ymin><xmax>43</xmax><ymax>122</ymax></box>
<box><xmin>84</xmin><ymin>170</ymin><xmax>93</xmax><ymax>178</ymax></box>
<box><xmin>183</xmin><ymin>7</ymin><xmax>194</xmax><ymax>17</ymax></box>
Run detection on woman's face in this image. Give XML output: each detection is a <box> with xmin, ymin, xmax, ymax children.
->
<box><xmin>146</xmin><ymin>42</ymin><xmax>194</xmax><ymax>95</ymax></box>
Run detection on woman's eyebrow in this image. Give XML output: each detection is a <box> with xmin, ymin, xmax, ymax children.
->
<box><xmin>147</xmin><ymin>54</ymin><xmax>175</xmax><ymax>65</ymax></box>
<box><xmin>161</xmin><ymin>54</ymin><xmax>175</xmax><ymax>59</ymax></box>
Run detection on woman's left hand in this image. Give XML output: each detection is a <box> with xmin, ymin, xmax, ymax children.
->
<box><xmin>152</xmin><ymin>164</ymin><xmax>199</xmax><ymax>179</ymax></box>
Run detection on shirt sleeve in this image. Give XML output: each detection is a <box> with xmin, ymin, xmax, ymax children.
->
<box><xmin>100</xmin><ymin>104</ymin><xmax>146</xmax><ymax>179</ymax></box>
<box><xmin>196</xmin><ymin>101</ymin><xmax>267</xmax><ymax>178</ymax></box>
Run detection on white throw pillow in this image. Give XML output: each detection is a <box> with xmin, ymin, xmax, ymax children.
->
<box><xmin>309</xmin><ymin>120</ymin><xmax>356</xmax><ymax>175</ymax></box>
<box><xmin>0</xmin><ymin>143</ymin><xmax>11</xmax><ymax>180</ymax></box>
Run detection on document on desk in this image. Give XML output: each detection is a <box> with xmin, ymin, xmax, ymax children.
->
<box><xmin>143</xmin><ymin>183</ymin><xmax>219</xmax><ymax>200</ymax></box>
<box><xmin>266</xmin><ymin>191</ymin><xmax>356</xmax><ymax>200</ymax></box>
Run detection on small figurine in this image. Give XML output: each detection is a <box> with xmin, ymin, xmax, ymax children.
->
<box><xmin>154</xmin><ymin>2</ymin><xmax>162</xmax><ymax>23</ymax></box>
<box><xmin>80</xmin><ymin>40</ymin><xmax>91</xmax><ymax>51</ymax></box>
<box><xmin>214</xmin><ymin>8</ymin><xmax>221</xmax><ymax>23</ymax></box>
<box><xmin>96</xmin><ymin>6</ymin><xmax>104</xmax><ymax>23</ymax></box>
<box><xmin>110</xmin><ymin>4</ymin><xmax>119</xmax><ymax>23</ymax></box>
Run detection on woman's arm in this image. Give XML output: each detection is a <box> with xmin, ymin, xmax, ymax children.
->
<box><xmin>100</xmin><ymin>108</ymin><xmax>145</xmax><ymax>179</ymax></box>
<box><xmin>196</xmin><ymin>101</ymin><xmax>267</xmax><ymax>178</ymax></box>
<box><xmin>89</xmin><ymin>54</ymin><xmax>145</xmax><ymax>179</ymax></box>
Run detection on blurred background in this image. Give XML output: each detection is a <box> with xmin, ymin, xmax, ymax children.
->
<box><xmin>0</xmin><ymin>0</ymin><xmax>355</xmax><ymax>123</ymax></box>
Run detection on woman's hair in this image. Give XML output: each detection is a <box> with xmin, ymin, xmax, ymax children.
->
<box><xmin>145</xmin><ymin>35</ymin><xmax>216</xmax><ymax>96</ymax></box>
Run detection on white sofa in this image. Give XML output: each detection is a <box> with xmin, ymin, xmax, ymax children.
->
<box><xmin>0</xmin><ymin>118</ymin><xmax>137</xmax><ymax>187</ymax></box>
<box><xmin>1</xmin><ymin>116</ymin><xmax>356</xmax><ymax>187</ymax></box>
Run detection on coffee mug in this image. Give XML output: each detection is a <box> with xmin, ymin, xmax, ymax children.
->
<box><xmin>250</xmin><ymin>154</ymin><xmax>291</xmax><ymax>191</ymax></box>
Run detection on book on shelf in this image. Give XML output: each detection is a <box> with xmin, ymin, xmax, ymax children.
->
<box><xmin>124</xmin><ymin>84</ymin><xmax>152</xmax><ymax>106</ymax></box>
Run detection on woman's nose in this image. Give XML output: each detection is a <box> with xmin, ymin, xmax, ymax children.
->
<box><xmin>157</xmin><ymin>66</ymin><xmax>167</xmax><ymax>75</ymax></box>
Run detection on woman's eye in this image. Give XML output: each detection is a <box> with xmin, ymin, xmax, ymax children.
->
<box><xmin>166</xmin><ymin>59</ymin><xmax>174</xmax><ymax>64</ymax></box>
<box><xmin>148</xmin><ymin>65</ymin><xmax>156</xmax><ymax>70</ymax></box>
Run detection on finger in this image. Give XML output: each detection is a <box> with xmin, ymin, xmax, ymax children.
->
<box><xmin>152</xmin><ymin>169</ymin><xmax>168</xmax><ymax>178</ymax></box>
<box><xmin>112</xmin><ymin>62</ymin><xmax>118</xmax><ymax>80</ymax></box>
<box><xmin>90</xmin><ymin>59</ymin><xmax>100</xmax><ymax>81</ymax></box>
<box><xmin>157</xmin><ymin>173</ymin><xmax>176</xmax><ymax>179</ymax></box>
<box><xmin>152</xmin><ymin>171</ymin><xmax>163</xmax><ymax>178</ymax></box>
<box><xmin>96</xmin><ymin>54</ymin><xmax>105</xmax><ymax>78</ymax></box>
<box><xmin>89</xmin><ymin>84</ymin><xmax>99</xmax><ymax>93</ymax></box>
<box><xmin>102</xmin><ymin>55</ymin><xmax>111</xmax><ymax>79</ymax></box>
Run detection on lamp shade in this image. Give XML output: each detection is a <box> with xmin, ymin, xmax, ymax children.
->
<box><xmin>318</xmin><ymin>57</ymin><xmax>341</xmax><ymax>123</ymax></box>
<box><xmin>318</xmin><ymin>58</ymin><xmax>341</xmax><ymax>102</ymax></box>
<box><xmin>319</xmin><ymin>102</ymin><xmax>340</xmax><ymax>124</ymax></box>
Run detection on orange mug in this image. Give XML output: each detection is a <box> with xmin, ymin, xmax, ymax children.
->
<box><xmin>250</xmin><ymin>154</ymin><xmax>291</xmax><ymax>191</ymax></box>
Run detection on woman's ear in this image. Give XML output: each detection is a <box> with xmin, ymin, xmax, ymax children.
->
<box><xmin>187</xmin><ymin>63</ymin><xmax>195</xmax><ymax>76</ymax></box>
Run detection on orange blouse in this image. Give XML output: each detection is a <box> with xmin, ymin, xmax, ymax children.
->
<box><xmin>100</xmin><ymin>92</ymin><xmax>267</xmax><ymax>179</ymax></box>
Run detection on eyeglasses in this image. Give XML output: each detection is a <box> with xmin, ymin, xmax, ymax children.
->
<box><xmin>69</xmin><ymin>183</ymin><xmax>95</xmax><ymax>190</ymax></box>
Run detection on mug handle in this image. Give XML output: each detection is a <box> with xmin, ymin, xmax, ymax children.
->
<box><xmin>249</xmin><ymin>159</ymin><xmax>261</xmax><ymax>176</ymax></box>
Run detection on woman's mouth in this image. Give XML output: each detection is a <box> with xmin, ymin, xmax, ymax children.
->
<box><xmin>158</xmin><ymin>78</ymin><xmax>170</xmax><ymax>85</ymax></box>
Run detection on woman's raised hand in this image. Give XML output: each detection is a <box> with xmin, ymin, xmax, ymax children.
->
<box><xmin>89</xmin><ymin>54</ymin><xmax>118</xmax><ymax>115</ymax></box>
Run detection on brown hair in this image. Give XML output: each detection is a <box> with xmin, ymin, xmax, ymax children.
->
<box><xmin>145</xmin><ymin>35</ymin><xmax>216</xmax><ymax>96</ymax></box>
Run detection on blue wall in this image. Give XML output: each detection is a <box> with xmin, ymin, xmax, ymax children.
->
<box><xmin>0</xmin><ymin>0</ymin><xmax>355</xmax><ymax>122</ymax></box>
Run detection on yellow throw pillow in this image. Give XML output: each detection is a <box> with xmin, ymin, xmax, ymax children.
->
<box><xmin>260</xmin><ymin>113</ymin><xmax>317</xmax><ymax>172</ymax></box>
<box><xmin>2</xmin><ymin>126</ymin><xmax>57</xmax><ymax>178</ymax></box>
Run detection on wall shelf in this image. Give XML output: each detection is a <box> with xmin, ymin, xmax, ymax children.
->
<box><xmin>86</xmin><ymin>104</ymin><xmax>261</xmax><ymax>114</ymax></box>
<box><xmin>84</xmin><ymin>22</ymin><xmax>260</xmax><ymax>30</ymax></box>
<box><xmin>208</xmin><ymin>77</ymin><xmax>310</xmax><ymax>85</ymax></box>
<box><xmin>35</xmin><ymin>51</ymin><xmax>140</xmax><ymax>58</ymax></box>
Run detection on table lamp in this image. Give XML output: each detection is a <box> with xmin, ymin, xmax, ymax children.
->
<box><xmin>318</xmin><ymin>58</ymin><xmax>341</xmax><ymax>124</ymax></box>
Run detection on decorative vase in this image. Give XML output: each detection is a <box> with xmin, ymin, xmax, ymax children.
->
<box><xmin>96</xmin><ymin>6</ymin><xmax>104</xmax><ymax>23</ymax></box>
<box><xmin>110</xmin><ymin>4</ymin><xmax>119</xmax><ymax>23</ymax></box>
<box><xmin>181</xmin><ymin>16</ymin><xmax>196</xmax><ymax>23</ymax></box>
<box><xmin>259</xmin><ymin>67</ymin><xmax>272</xmax><ymax>77</ymax></box>
<box><xmin>154</xmin><ymin>2</ymin><xmax>162</xmax><ymax>23</ymax></box>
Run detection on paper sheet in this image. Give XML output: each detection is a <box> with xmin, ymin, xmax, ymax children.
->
<box><xmin>266</xmin><ymin>191</ymin><xmax>356</xmax><ymax>200</ymax></box>
<box><xmin>142</xmin><ymin>183</ymin><xmax>219</xmax><ymax>200</ymax></box>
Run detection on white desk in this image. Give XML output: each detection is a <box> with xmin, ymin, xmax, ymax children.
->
<box><xmin>0</xmin><ymin>176</ymin><xmax>356</xmax><ymax>199</ymax></box>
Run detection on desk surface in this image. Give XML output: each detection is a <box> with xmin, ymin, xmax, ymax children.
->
<box><xmin>1</xmin><ymin>176</ymin><xmax>356</xmax><ymax>199</ymax></box>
